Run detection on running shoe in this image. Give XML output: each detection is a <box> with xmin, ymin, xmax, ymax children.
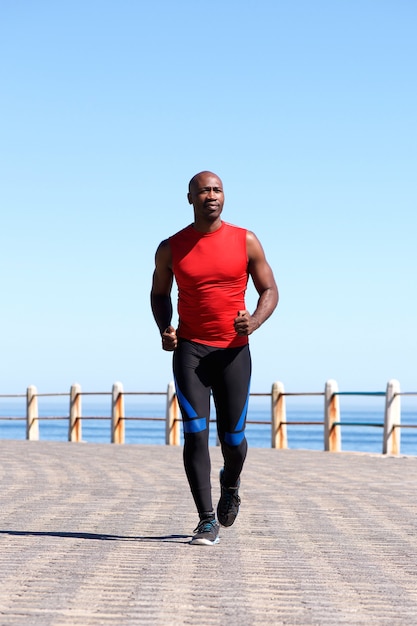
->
<box><xmin>190</xmin><ymin>517</ymin><xmax>220</xmax><ymax>546</ymax></box>
<box><xmin>217</xmin><ymin>469</ymin><xmax>241</xmax><ymax>527</ymax></box>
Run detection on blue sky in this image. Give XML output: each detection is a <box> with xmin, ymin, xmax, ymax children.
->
<box><xmin>1</xmin><ymin>0</ymin><xmax>416</xmax><ymax>400</ymax></box>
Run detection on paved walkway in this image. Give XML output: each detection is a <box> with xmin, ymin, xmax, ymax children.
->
<box><xmin>1</xmin><ymin>441</ymin><xmax>417</xmax><ymax>625</ymax></box>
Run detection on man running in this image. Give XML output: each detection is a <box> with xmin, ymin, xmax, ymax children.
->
<box><xmin>151</xmin><ymin>171</ymin><xmax>278</xmax><ymax>545</ymax></box>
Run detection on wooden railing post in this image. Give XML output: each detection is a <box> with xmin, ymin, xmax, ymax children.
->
<box><xmin>166</xmin><ymin>381</ymin><xmax>180</xmax><ymax>445</ymax></box>
<box><xmin>383</xmin><ymin>379</ymin><xmax>401</xmax><ymax>455</ymax></box>
<box><xmin>271</xmin><ymin>381</ymin><xmax>287</xmax><ymax>449</ymax></box>
<box><xmin>26</xmin><ymin>385</ymin><xmax>39</xmax><ymax>441</ymax></box>
<box><xmin>324</xmin><ymin>379</ymin><xmax>341</xmax><ymax>452</ymax></box>
<box><xmin>69</xmin><ymin>383</ymin><xmax>82</xmax><ymax>442</ymax></box>
<box><xmin>111</xmin><ymin>382</ymin><xmax>125</xmax><ymax>444</ymax></box>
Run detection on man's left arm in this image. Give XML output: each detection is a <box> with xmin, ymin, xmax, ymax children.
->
<box><xmin>234</xmin><ymin>231</ymin><xmax>279</xmax><ymax>336</ymax></box>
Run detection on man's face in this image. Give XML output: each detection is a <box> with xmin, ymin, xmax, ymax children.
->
<box><xmin>188</xmin><ymin>173</ymin><xmax>224</xmax><ymax>222</ymax></box>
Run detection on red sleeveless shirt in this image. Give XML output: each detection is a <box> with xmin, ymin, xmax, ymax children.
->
<box><xmin>169</xmin><ymin>221</ymin><xmax>249</xmax><ymax>348</ymax></box>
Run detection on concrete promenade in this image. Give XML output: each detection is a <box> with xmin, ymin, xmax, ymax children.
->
<box><xmin>1</xmin><ymin>441</ymin><xmax>417</xmax><ymax>625</ymax></box>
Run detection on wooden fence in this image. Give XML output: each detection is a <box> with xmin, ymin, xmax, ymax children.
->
<box><xmin>1</xmin><ymin>379</ymin><xmax>416</xmax><ymax>454</ymax></box>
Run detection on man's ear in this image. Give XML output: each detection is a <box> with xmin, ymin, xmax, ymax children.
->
<box><xmin>187</xmin><ymin>192</ymin><xmax>193</xmax><ymax>205</ymax></box>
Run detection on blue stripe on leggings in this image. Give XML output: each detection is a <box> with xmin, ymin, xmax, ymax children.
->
<box><xmin>224</xmin><ymin>382</ymin><xmax>250</xmax><ymax>446</ymax></box>
<box><xmin>225</xmin><ymin>430</ymin><xmax>245</xmax><ymax>446</ymax></box>
<box><xmin>174</xmin><ymin>378</ymin><xmax>207</xmax><ymax>434</ymax></box>
<box><xmin>174</xmin><ymin>379</ymin><xmax>197</xmax><ymax>418</ymax></box>
<box><xmin>235</xmin><ymin>384</ymin><xmax>250</xmax><ymax>433</ymax></box>
<box><xmin>183</xmin><ymin>417</ymin><xmax>207</xmax><ymax>434</ymax></box>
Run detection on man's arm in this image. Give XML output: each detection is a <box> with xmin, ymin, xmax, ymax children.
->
<box><xmin>234</xmin><ymin>231</ymin><xmax>279</xmax><ymax>336</ymax></box>
<box><xmin>150</xmin><ymin>240</ymin><xmax>178</xmax><ymax>351</ymax></box>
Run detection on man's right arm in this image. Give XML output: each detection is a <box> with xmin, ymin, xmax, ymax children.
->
<box><xmin>150</xmin><ymin>240</ymin><xmax>178</xmax><ymax>351</ymax></box>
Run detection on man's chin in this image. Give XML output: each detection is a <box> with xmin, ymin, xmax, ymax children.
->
<box><xmin>205</xmin><ymin>209</ymin><xmax>222</xmax><ymax>221</ymax></box>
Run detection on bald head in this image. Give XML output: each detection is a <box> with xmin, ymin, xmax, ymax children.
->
<box><xmin>188</xmin><ymin>171</ymin><xmax>223</xmax><ymax>194</ymax></box>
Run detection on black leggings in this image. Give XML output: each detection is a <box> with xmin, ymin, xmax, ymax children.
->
<box><xmin>173</xmin><ymin>339</ymin><xmax>251</xmax><ymax>516</ymax></box>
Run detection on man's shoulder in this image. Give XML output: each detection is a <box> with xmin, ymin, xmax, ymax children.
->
<box><xmin>169</xmin><ymin>224</ymin><xmax>194</xmax><ymax>241</ymax></box>
<box><xmin>222</xmin><ymin>222</ymin><xmax>249</xmax><ymax>239</ymax></box>
<box><xmin>224</xmin><ymin>222</ymin><xmax>260</xmax><ymax>244</ymax></box>
<box><xmin>222</xmin><ymin>221</ymin><xmax>247</xmax><ymax>233</ymax></box>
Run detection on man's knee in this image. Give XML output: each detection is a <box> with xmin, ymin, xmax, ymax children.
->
<box><xmin>221</xmin><ymin>437</ymin><xmax>248</xmax><ymax>462</ymax></box>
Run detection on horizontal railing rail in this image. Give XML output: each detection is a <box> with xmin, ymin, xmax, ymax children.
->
<box><xmin>0</xmin><ymin>379</ymin><xmax>416</xmax><ymax>454</ymax></box>
<box><xmin>330</xmin><ymin>391</ymin><xmax>386</xmax><ymax>428</ymax></box>
<box><xmin>274</xmin><ymin>392</ymin><xmax>325</xmax><ymax>430</ymax></box>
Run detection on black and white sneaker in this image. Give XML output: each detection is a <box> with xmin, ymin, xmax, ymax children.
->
<box><xmin>190</xmin><ymin>517</ymin><xmax>220</xmax><ymax>546</ymax></box>
<box><xmin>217</xmin><ymin>469</ymin><xmax>241</xmax><ymax>527</ymax></box>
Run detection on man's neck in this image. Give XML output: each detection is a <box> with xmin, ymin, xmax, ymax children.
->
<box><xmin>192</xmin><ymin>218</ymin><xmax>222</xmax><ymax>234</ymax></box>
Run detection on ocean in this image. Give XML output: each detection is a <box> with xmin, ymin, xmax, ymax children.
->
<box><xmin>1</xmin><ymin>394</ymin><xmax>416</xmax><ymax>456</ymax></box>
